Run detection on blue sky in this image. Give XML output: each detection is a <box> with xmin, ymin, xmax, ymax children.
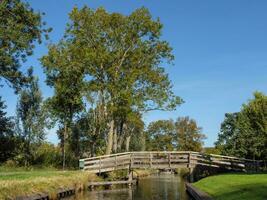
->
<box><xmin>2</xmin><ymin>0</ymin><xmax>267</xmax><ymax>146</ymax></box>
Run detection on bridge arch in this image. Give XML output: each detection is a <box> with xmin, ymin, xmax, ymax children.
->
<box><xmin>79</xmin><ymin>151</ymin><xmax>260</xmax><ymax>174</ymax></box>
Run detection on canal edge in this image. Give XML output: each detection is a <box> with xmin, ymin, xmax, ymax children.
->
<box><xmin>185</xmin><ymin>182</ymin><xmax>213</xmax><ymax>200</ymax></box>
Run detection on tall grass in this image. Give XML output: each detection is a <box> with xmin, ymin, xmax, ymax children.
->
<box><xmin>0</xmin><ymin>169</ymin><xmax>100</xmax><ymax>199</ymax></box>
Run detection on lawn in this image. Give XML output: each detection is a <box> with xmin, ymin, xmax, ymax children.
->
<box><xmin>0</xmin><ymin>167</ymin><xmax>99</xmax><ymax>199</ymax></box>
<box><xmin>193</xmin><ymin>173</ymin><xmax>267</xmax><ymax>200</ymax></box>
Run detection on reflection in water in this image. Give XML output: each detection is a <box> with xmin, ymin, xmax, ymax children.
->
<box><xmin>70</xmin><ymin>174</ymin><xmax>189</xmax><ymax>200</ymax></box>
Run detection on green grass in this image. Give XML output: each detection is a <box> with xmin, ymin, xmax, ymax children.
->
<box><xmin>193</xmin><ymin>173</ymin><xmax>267</xmax><ymax>200</ymax></box>
<box><xmin>0</xmin><ymin>168</ymin><xmax>100</xmax><ymax>199</ymax></box>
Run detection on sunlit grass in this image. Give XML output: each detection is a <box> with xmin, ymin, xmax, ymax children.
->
<box><xmin>193</xmin><ymin>173</ymin><xmax>267</xmax><ymax>200</ymax></box>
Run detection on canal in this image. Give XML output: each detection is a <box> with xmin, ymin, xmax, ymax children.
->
<box><xmin>69</xmin><ymin>174</ymin><xmax>190</xmax><ymax>200</ymax></box>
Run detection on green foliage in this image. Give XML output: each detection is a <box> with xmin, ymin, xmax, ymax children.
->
<box><xmin>215</xmin><ymin>92</ymin><xmax>267</xmax><ymax>160</ymax></box>
<box><xmin>74</xmin><ymin>109</ymin><xmax>107</xmax><ymax>157</ymax></box>
<box><xmin>0</xmin><ymin>96</ymin><xmax>16</xmax><ymax>163</ymax></box>
<box><xmin>146</xmin><ymin>120</ymin><xmax>175</xmax><ymax>151</ymax></box>
<box><xmin>65</xmin><ymin>6</ymin><xmax>182</xmax><ymax>112</ymax></box>
<box><xmin>0</xmin><ymin>0</ymin><xmax>50</xmax><ymax>92</ymax></box>
<box><xmin>32</xmin><ymin>143</ymin><xmax>61</xmax><ymax>167</ymax></box>
<box><xmin>175</xmin><ymin>117</ymin><xmax>206</xmax><ymax>151</ymax></box>
<box><xmin>203</xmin><ymin>147</ymin><xmax>221</xmax><ymax>155</ymax></box>
<box><xmin>146</xmin><ymin>117</ymin><xmax>206</xmax><ymax>151</ymax></box>
<box><xmin>15</xmin><ymin>68</ymin><xmax>48</xmax><ymax>166</ymax></box>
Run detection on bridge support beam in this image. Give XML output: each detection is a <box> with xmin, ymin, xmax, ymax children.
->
<box><xmin>127</xmin><ymin>169</ymin><xmax>133</xmax><ymax>187</ymax></box>
<box><xmin>189</xmin><ymin>167</ymin><xmax>194</xmax><ymax>183</ymax></box>
<box><xmin>127</xmin><ymin>169</ymin><xmax>133</xmax><ymax>181</ymax></box>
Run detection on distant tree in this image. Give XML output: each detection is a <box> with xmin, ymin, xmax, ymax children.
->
<box><xmin>215</xmin><ymin>92</ymin><xmax>267</xmax><ymax>160</ymax></box>
<box><xmin>175</xmin><ymin>117</ymin><xmax>206</xmax><ymax>152</ymax></box>
<box><xmin>0</xmin><ymin>96</ymin><xmax>16</xmax><ymax>163</ymax></box>
<box><xmin>203</xmin><ymin>147</ymin><xmax>221</xmax><ymax>155</ymax></box>
<box><xmin>130</xmin><ymin>131</ymin><xmax>146</xmax><ymax>152</ymax></box>
<box><xmin>146</xmin><ymin>120</ymin><xmax>175</xmax><ymax>151</ymax></box>
<box><xmin>215</xmin><ymin>113</ymin><xmax>239</xmax><ymax>156</ymax></box>
<box><xmin>16</xmin><ymin>68</ymin><xmax>48</xmax><ymax>166</ymax></box>
<box><xmin>0</xmin><ymin>0</ymin><xmax>50</xmax><ymax>92</ymax></box>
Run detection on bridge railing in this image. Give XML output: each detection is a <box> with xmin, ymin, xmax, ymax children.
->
<box><xmin>131</xmin><ymin>151</ymin><xmax>191</xmax><ymax>169</ymax></box>
<box><xmin>79</xmin><ymin>151</ymin><xmax>261</xmax><ymax>173</ymax></box>
<box><xmin>80</xmin><ymin>152</ymin><xmax>132</xmax><ymax>173</ymax></box>
<box><xmin>191</xmin><ymin>152</ymin><xmax>261</xmax><ymax>171</ymax></box>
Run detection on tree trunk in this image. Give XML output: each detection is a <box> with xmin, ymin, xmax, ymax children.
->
<box><xmin>141</xmin><ymin>132</ymin><xmax>146</xmax><ymax>151</ymax></box>
<box><xmin>106</xmin><ymin>119</ymin><xmax>114</xmax><ymax>155</ymax></box>
<box><xmin>117</xmin><ymin>135</ymin><xmax>124</xmax><ymax>152</ymax></box>
<box><xmin>89</xmin><ymin>140</ymin><xmax>94</xmax><ymax>157</ymax></box>
<box><xmin>125</xmin><ymin>135</ymin><xmax>131</xmax><ymax>152</ymax></box>
<box><xmin>113</xmin><ymin>126</ymin><xmax>117</xmax><ymax>153</ymax></box>
<box><xmin>63</xmin><ymin>123</ymin><xmax>67</xmax><ymax>170</ymax></box>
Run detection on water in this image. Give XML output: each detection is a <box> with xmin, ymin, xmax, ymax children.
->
<box><xmin>70</xmin><ymin>174</ymin><xmax>189</xmax><ymax>200</ymax></box>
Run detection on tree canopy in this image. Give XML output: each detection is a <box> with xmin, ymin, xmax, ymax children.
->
<box><xmin>146</xmin><ymin>117</ymin><xmax>206</xmax><ymax>152</ymax></box>
<box><xmin>215</xmin><ymin>92</ymin><xmax>267</xmax><ymax>160</ymax></box>
<box><xmin>0</xmin><ymin>0</ymin><xmax>50</xmax><ymax>92</ymax></box>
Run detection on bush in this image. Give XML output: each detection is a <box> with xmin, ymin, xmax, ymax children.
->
<box><xmin>3</xmin><ymin>160</ymin><xmax>18</xmax><ymax>168</ymax></box>
<box><xmin>33</xmin><ymin>143</ymin><xmax>62</xmax><ymax>167</ymax></box>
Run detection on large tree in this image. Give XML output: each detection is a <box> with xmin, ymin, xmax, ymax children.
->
<box><xmin>0</xmin><ymin>0</ymin><xmax>50</xmax><ymax>92</ymax></box>
<box><xmin>42</xmin><ymin>42</ymin><xmax>85</xmax><ymax>168</ymax></box>
<box><xmin>215</xmin><ymin>92</ymin><xmax>267</xmax><ymax>160</ymax></box>
<box><xmin>42</xmin><ymin>6</ymin><xmax>183</xmax><ymax>155</ymax></box>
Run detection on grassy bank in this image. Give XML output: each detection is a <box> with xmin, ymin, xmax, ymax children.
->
<box><xmin>193</xmin><ymin>173</ymin><xmax>267</xmax><ymax>200</ymax></box>
<box><xmin>0</xmin><ymin>168</ymin><xmax>100</xmax><ymax>199</ymax></box>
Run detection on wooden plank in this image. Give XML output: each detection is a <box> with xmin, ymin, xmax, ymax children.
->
<box><xmin>88</xmin><ymin>180</ymin><xmax>137</xmax><ymax>187</ymax></box>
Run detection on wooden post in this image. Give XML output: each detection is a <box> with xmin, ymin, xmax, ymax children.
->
<box><xmin>150</xmin><ymin>153</ymin><xmax>152</xmax><ymax>168</ymax></box>
<box><xmin>130</xmin><ymin>153</ymin><xmax>133</xmax><ymax>168</ymax></box>
<box><xmin>188</xmin><ymin>152</ymin><xmax>194</xmax><ymax>182</ymax></box>
<box><xmin>189</xmin><ymin>167</ymin><xmax>194</xmax><ymax>183</ymax></box>
<box><xmin>188</xmin><ymin>152</ymin><xmax>191</xmax><ymax>168</ymax></box>
<box><xmin>128</xmin><ymin>173</ymin><xmax>133</xmax><ymax>188</ymax></box>
<box><xmin>99</xmin><ymin>158</ymin><xmax>101</xmax><ymax>174</ymax></box>
<box><xmin>115</xmin><ymin>155</ymin><xmax>117</xmax><ymax>170</ymax></box>
<box><xmin>128</xmin><ymin>155</ymin><xmax>133</xmax><ymax>188</ymax></box>
<box><xmin>168</xmin><ymin>153</ymin><xmax>171</xmax><ymax>168</ymax></box>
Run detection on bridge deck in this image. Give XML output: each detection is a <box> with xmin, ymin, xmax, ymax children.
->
<box><xmin>79</xmin><ymin>151</ymin><xmax>261</xmax><ymax>173</ymax></box>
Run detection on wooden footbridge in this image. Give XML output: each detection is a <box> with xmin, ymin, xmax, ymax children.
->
<box><xmin>79</xmin><ymin>151</ymin><xmax>261</xmax><ymax>174</ymax></box>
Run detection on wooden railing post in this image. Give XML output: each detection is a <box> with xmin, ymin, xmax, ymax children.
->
<box><xmin>188</xmin><ymin>152</ymin><xmax>194</xmax><ymax>182</ymax></box>
<box><xmin>168</xmin><ymin>153</ymin><xmax>171</xmax><ymax>168</ymax></box>
<box><xmin>150</xmin><ymin>152</ymin><xmax>152</xmax><ymax>168</ymax></box>
<box><xmin>99</xmin><ymin>158</ymin><xmax>101</xmax><ymax>174</ymax></box>
<box><xmin>115</xmin><ymin>155</ymin><xmax>117</xmax><ymax>170</ymax></box>
<box><xmin>130</xmin><ymin>153</ymin><xmax>134</xmax><ymax>168</ymax></box>
<box><xmin>188</xmin><ymin>152</ymin><xmax>191</xmax><ymax>168</ymax></box>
